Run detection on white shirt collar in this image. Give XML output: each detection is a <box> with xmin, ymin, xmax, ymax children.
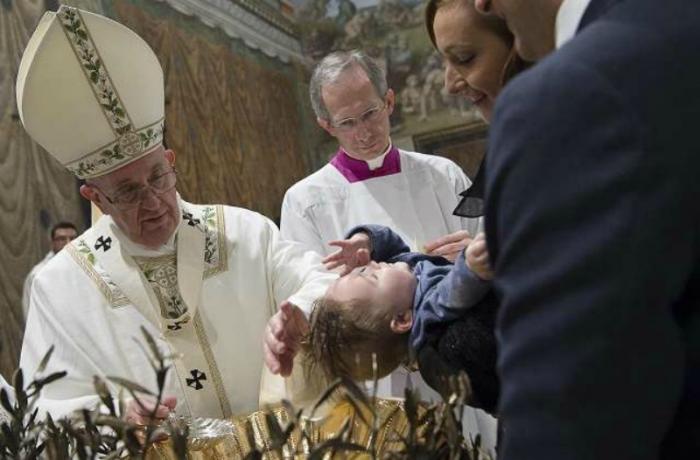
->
<box><xmin>366</xmin><ymin>141</ymin><xmax>393</xmax><ymax>171</ymax></box>
<box><xmin>555</xmin><ymin>0</ymin><xmax>593</xmax><ymax>48</ymax></box>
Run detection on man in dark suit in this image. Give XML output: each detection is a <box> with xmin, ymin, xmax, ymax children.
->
<box><xmin>473</xmin><ymin>0</ymin><xmax>700</xmax><ymax>458</ymax></box>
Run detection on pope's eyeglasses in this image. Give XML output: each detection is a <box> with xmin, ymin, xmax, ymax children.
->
<box><xmin>92</xmin><ymin>168</ymin><xmax>177</xmax><ymax>210</ymax></box>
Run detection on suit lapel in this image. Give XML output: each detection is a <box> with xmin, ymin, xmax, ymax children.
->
<box><xmin>578</xmin><ymin>0</ymin><xmax>624</xmax><ymax>32</ymax></box>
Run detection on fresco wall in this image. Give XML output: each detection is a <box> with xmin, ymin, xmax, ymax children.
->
<box><xmin>292</xmin><ymin>0</ymin><xmax>483</xmax><ymax>151</ymax></box>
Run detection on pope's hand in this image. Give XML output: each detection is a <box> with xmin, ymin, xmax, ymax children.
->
<box><xmin>424</xmin><ymin>230</ymin><xmax>473</xmax><ymax>262</ymax></box>
<box><xmin>124</xmin><ymin>394</ymin><xmax>177</xmax><ymax>426</ymax></box>
<box><xmin>323</xmin><ymin>232</ymin><xmax>371</xmax><ymax>275</ymax></box>
<box><xmin>263</xmin><ymin>301</ymin><xmax>309</xmax><ymax>377</ymax></box>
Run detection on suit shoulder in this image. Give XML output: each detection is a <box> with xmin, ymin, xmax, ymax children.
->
<box><xmin>495</xmin><ymin>53</ymin><xmax>626</xmax><ymax>128</ymax></box>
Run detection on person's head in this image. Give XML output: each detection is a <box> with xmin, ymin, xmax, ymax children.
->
<box><xmin>79</xmin><ymin>146</ymin><xmax>179</xmax><ymax>249</ymax></box>
<box><xmin>50</xmin><ymin>222</ymin><xmax>78</xmax><ymax>253</ymax></box>
<box><xmin>310</xmin><ymin>50</ymin><xmax>395</xmax><ymax>161</ymax></box>
<box><xmin>303</xmin><ymin>261</ymin><xmax>416</xmax><ymax>381</ymax></box>
<box><xmin>16</xmin><ymin>6</ymin><xmax>169</xmax><ymax>246</ymax></box>
<box><xmin>426</xmin><ymin>0</ymin><xmax>527</xmax><ymax>121</ymax></box>
<box><xmin>473</xmin><ymin>0</ymin><xmax>562</xmax><ymax>62</ymax></box>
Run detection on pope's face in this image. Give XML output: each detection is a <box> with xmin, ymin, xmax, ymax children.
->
<box><xmin>82</xmin><ymin>147</ymin><xmax>180</xmax><ymax>249</ymax></box>
<box><xmin>319</xmin><ymin>65</ymin><xmax>395</xmax><ymax>161</ymax></box>
<box><xmin>474</xmin><ymin>0</ymin><xmax>560</xmax><ymax>62</ymax></box>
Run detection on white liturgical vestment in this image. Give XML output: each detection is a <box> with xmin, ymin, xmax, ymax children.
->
<box><xmin>281</xmin><ymin>149</ymin><xmax>481</xmax><ymax>256</ymax></box>
<box><xmin>20</xmin><ymin>199</ymin><xmax>335</xmax><ymax>419</ymax></box>
<box><xmin>22</xmin><ymin>251</ymin><xmax>54</xmax><ymax>320</ymax></box>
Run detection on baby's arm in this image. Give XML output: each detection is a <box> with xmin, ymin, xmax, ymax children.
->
<box><xmin>346</xmin><ymin>225</ymin><xmax>410</xmax><ymax>262</ymax></box>
<box><xmin>323</xmin><ymin>225</ymin><xmax>410</xmax><ymax>274</ymax></box>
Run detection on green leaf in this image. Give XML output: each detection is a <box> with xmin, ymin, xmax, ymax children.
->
<box><xmin>309</xmin><ymin>378</ymin><xmax>342</xmax><ymax>418</ymax></box>
<box><xmin>156</xmin><ymin>367</ymin><xmax>169</xmax><ymax>394</ymax></box>
<box><xmin>93</xmin><ymin>376</ymin><xmax>116</xmax><ymax>416</ymax></box>
<box><xmin>341</xmin><ymin>393</ymin><xmax>370</xmax><ymax>428</ymax></box>
<box><xmin>140</xmin><ymin>326</ymin><xmax>164</xmax><ymax>362</ymax></box>
<box><xmin>264</xmin><ymin>411</ymin><xmax>286</xmax><ymax>448</ymax></box>
<box><xmin>36</xmin><ymin>345</ymin><xmax>55</xmax><ymax>373</ymax></box>
<box><xmin>106</xmin><ymin>376</ymin><xmax>154</xmax><ymax>396</ymax></box>
<box><xmin>0</xmin><ymin>388</ymin><xmax>14</xmax><ymax>415</ymax></box>
<box><xmin>12</xmin><ymin>368</ymin><xmax>24</xmax><ymax>393</ymax></box>
<box><xmin>37</xmin><ymin>371</ymin><xmax>67</xmax><ymax>388</ymax></box>
<box><xmin>340</xmin><ymin>376</ymin><xmax>370</xmax><ymax>409</ymax></box>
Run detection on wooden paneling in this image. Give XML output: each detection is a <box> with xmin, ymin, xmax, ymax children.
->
<box><xmin>0</xmin><ymin>0</ymin><xmax>85</xmax><ymax>379</ymax></box>
<box><xmin>413</xmin><ymin>122</ymin><xmax>488</xmax><ymax>180</ymax></box>
<box><xmin>114</xmin><ymin>0</ymin><xmax>310</xmax><ymax>222</ymax></box>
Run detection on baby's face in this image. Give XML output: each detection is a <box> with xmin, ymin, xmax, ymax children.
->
<box><xmin>327</xmin><ymin>261</ymin><xmax>417</xmax><ymax>314</ymax></box>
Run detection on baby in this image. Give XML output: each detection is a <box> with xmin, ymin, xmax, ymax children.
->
<box><xmin>303</xmin><ymin>224</ymin><xmax>494</xmax><ymax>386</ymax></box>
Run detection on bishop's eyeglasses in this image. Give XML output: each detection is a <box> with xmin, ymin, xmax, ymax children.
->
<box><xmin>330</xmin><ymin>99</ymin><xmax>389</xmax><ymax>132</ymax></box>
<box><xmin>92</xmin><ymin>168</ymin><xmax>177</xmax><ymax>210</ymax></box>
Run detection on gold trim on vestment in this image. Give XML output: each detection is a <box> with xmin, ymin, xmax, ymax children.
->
<box><xmin>194</xmin><ymin>313</ymin><xmax>232</xmax><ymax>418</ymax></box>
<box><xmin>56</xmin><ymin>6</ymin><xmax>164</xmax><ymax>178</ymax></box>
<box><xmin>203</xmin><ymin>205</ymin><xmax>228</xmax><ymax>278</ymax></box>
<box><xmin>66</xmin><ymin>241</ymin><xmax>130</xmax><ymax>308</ymax></box>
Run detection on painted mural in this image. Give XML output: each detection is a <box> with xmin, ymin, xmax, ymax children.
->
<box><xmin>291</xmin><ymin>0</ymin><xmax>482</xmax><ymax>138</ymax></box>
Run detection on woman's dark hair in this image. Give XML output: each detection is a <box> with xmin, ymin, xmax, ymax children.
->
<box><xmin>425</xmin><ymin>0</ymin><xmax>529</xmax><ymax>86</ymax></box>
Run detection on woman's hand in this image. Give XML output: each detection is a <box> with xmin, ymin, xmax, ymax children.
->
<box><xmin>465</xmin><ymin>232</ymin><xmax>493</xmax><ymax>280</ymax></box>
<box><xmin>424</xmin><ymin>230</ymin><xmax>473</xmax><ymax>262</ymax></box>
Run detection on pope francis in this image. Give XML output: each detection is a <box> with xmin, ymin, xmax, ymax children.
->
<box><xmin>16</xmin><ymin>5</ymin><xmax>335</xmax><ymax>422</ymax></box>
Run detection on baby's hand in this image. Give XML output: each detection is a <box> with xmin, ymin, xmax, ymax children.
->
<box><xmin>323</xmin><ymin>232</ymin><xmax>372</xmax><ymax>275</ymax></box>
<box><xmin>465</xmin><ymin>232</ymin><xmax>493</xmax><ymax>281</ymax></box>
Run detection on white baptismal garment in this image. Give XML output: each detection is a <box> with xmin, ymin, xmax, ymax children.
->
<box><xmin>20</xmin><ymin>199</ymin><xmax>335</xmax><ymax>419</ymax></box>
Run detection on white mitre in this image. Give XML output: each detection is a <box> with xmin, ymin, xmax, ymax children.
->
<box><xmin>16</xmin><ymin>5</ymin><xmax>164</xmax><ymax>179</ymax></box>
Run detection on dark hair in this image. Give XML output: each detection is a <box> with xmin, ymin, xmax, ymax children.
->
<box><xmin>51</xmin><ymin>221</ymin><xmax>78</xmax><ymax>239</ymax></box>
<box><xmin>425</xmin><ymin>0</ymin><xmax>529</xmax><ymax>86</ymax></box>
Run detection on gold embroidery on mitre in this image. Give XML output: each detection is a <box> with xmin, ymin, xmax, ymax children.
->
<box><xmin>118</xmin><ymin>131</ymin><xmax>142</xmax><ymax>157</ymax></box>
<box><xmin>56</xmin><ymin>6</ymin><xmax>164</xmax><ymax>178</ymax></box>
<box><xmin>66</xmin><ymin>119</ymin><xmax>164</xmax><ymax>178</ymax></box>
